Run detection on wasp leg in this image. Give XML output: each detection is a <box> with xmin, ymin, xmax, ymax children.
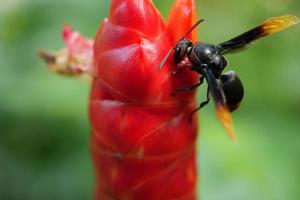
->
<box><xmin>191</xmin><ymin>87</ymin><xmax>210</xmax><ymax>116</ymax></box>
<box><xmin>200</xmin><ymin>87</ymin><xmax>210</xmax><ymax>109</ymax></box>
<box><xmin>171</xmin><ymin>77</ymin><xmax>204</xmax><ymax>96</ymax></box>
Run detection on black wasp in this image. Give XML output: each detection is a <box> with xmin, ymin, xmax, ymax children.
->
<box><xmin>160</xmin><ymin>15</ymin><xmax>298</xmax><ymax>140</ymax></box>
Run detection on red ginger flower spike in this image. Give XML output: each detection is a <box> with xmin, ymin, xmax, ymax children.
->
<box><xmin>91</xmin><ymin>0</ymin><xmax>199</xmax><ymax>199</ymax></box>
<box><xmin>40</xmin><ymin>0</ymin><xmax>200</xmax><ymax>199</ymax></box>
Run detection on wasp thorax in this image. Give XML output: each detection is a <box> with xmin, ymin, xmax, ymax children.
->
<box><xmin>174</xmin><ymin>39</ymin><xmax>193</xmax><ymax>64</ymax></box>
<box><xmin>188</xmin><ymin>43</ymin><xmax>227</xmax><ymax>77</ymax></box>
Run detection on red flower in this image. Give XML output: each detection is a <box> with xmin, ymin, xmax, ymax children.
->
<box><xmin>90</xmin><ymin>0</ymin><xmax>199</xmax><ymax>199</ymax></box>
<box><xmin>40</xmin><ymin>0</ymin><xmax>200</xmax><ymax>199</ymax></box>
<box><xmin>39</xmin><ymin>1</ymin><xmax>300</xmax><ymax>198</ymax></box>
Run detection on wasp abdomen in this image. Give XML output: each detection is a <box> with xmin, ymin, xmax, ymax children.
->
<box><xmin>220</xmin><ymin>71</ymin><xmax>244</xmax><ymax>112</ymax></box>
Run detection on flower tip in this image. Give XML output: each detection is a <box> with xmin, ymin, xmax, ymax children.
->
<box><xmin>167</xmin><ymin>0</ymin><xmax>198</xmax><ymax>44</ymax></box>
<box><xmin>62</xmin><ymin>23</ymin><xmax>74</xmax><ymax>42</ymax></box>
<box><xmin>38</xmin><ymin>50</ymin><xmax>56</xmax><ymax>65</ymax></box>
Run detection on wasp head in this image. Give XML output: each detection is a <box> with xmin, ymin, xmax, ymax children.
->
<box><xmin>174</xmin><ymin>38</ymin><xmax>193</xmax><ymax>64</ymax></box>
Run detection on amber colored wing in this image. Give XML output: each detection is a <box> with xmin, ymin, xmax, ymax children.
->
<box><xmin>203</xmin><ymin>68</ymin><xmax>236</xmax><ymax>141</ymax></box>
<box><xmin>218</xmin><ymin>15</ymin><xmax>299</xmax><ymax>54</ymax></box>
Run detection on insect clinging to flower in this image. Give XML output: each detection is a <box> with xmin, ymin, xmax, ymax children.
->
<box><xmin>161</xmin><ymin>15</ymin><xmax>299</xmax><ymax>140</ymax></box>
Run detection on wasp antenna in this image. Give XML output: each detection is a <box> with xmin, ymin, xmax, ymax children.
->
<box><xmin>182</xmin><ymin>19</ymin><xmax>205</xmax><ymax>39</ymax></box>
<box><xmin>159</xmin><ymin>48</ymin><xmax>173</xmax><ymax>70</ymax></box>
<box><xmin>160</xmin><ymin>19</ymin><xmax>204</xmax><ymax>70</ymax></box>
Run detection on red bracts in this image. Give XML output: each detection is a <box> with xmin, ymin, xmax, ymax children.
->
<box><xmin>90</xmin><ymin>0</ymin><xmax>199</xmax><ymax>199</ymax></box>
<box><xmin>40</xmin><ymin>0</ymin><xmax>200</xmax><ymax>199</ymax></box>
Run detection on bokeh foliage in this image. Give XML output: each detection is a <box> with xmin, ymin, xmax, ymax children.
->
<box><xmin>0</xmin><ymin>0</ymin><xmax>299</xmax><ymax>199</ymax></box>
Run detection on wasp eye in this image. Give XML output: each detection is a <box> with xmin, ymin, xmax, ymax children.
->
<box><xmin>175</xmin><ymin>47</ymin><xmax>181</xmax><ymax>54</ymax></box>
<box><xmin>174</xmin><ymin>46</ymin><xmax>184</xmax><ymax>64</ymax></box>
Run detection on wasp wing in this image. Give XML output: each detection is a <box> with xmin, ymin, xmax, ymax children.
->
<box><xmin>218</xmin><ymin>15</ymin><xmax>299</xmax><ymax>54</ymax></box>
<box><xmin>203</xmin><ymin>68</ymin><xmax>236</xmax><ymax>141</ymax></box>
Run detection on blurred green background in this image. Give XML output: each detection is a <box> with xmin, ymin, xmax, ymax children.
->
<box><xmin>0</xmin><ymin>0</ymin><xmax>299</xmax><ymax>199</ymax></box>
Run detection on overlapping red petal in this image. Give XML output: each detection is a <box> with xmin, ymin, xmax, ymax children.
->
<box><xmin>90</xmin><ymin>0</ymin><xmax>199</xmax><ymax>199</ymax></box>
<box><xmin>168</xmin><ymin>0</ymin><xmax>198</xmax><ymax>44</ymax></box>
